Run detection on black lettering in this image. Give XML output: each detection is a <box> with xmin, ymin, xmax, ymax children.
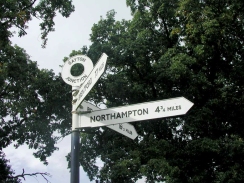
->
<box><xmin>167</xmin><ymin>106</ymin><xmax>181</xmax><ymax>111</ymax></box>
<box><xmin>90</xmin><ymin>116</ymin><xmax>96</xmax><ymax>122</ymax></box>
<box><xmin>101</xmin><ymin>115</ymin><xmax>106</xmax><ymax>121</ymax></box>
<box><xmin>99</xmin><ymin>62</ymin><xmax>104</xmax><ymax>71</ymax></box>
<box><xmin>128</xmin><ymin>110</ymin><xmax>132</xmax><ymax>117</ymax></box>
<box><xmin>111</xmin><ymin>113</ymin><xmax>116</xmax><ymax>119</ymax></box>
<box><xmin>117</xmin><ymin>113</ymin><xmax>121</xmax><ymax>119</ymax></box>
<box><xmin>95</xmin><ymin>68</ymin><xmax>98</xmax><ymax>77</ymax></box>
<box><xmin>66</xmin><ymin>75</ymin><xmax>87</xmax><ymax>84</ymax></box>
<box><xmin>133</xmin><ymin>110</ymin><xmax>137</xmax><ymax>116</ymax></box>
<box><xmin>79</xmin><ymin>75</ymin><xmax>87</xmax><ymax>82</ymax></box>
<box><xmin>126</xmin><ymin>129</ymin><xmax>132</xmax><ymax>135</ymax></box>
<box><xmin>78</xmin><ymin>78</ymin><xmax>92</xmax><ymax>100</ymax></box>
<box><xmin>78</xmin><ymin>57</ymin><xmax>86</xmax><ymax>62</ymax></box>
<box><xmin>121</xmin><ymin>111</ymin><xmax>127</xmax><ymax>118</ymax></box>
<box><xmin>70</xmin><ymin>58</ymin><xmax>76</xmax><ymax>64</ymax></box>
<box><xmin>138</xmin><ymin>109</ymin><xmax>142</xmax><ymax>115</ymax></box>
<box><xmin>96</xmin><ymin>115</ymin><xmax>101</xmax><ymax>121</ymax></box>
<box><xmin>87</xmin><ymin>107</ymin><xmax>92</xmax><ymax>112</ymax></box>
<box><xmin>143</xmin><ymin>108</ymin><xmax>148</xmax><ymax>114</ymax></box>
<box><xmin>78</xmin><ymin>90</ymin><xmax>84</xmax><ymax>99</ymax></box>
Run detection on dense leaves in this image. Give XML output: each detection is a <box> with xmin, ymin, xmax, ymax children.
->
<box><xmin>0</xmin><ymin>0</ymin><xmax>75</xmax><ymax>180</ymax></box>
<box><xmin>0</xmin><ymin>45</ymin><xmax>71</xmax><ymax>164</ymax></box>
<box><xmin>0</xmin><ymin>45</ymin><xmax>72</xmax><ymax>181</ymax></box>
<box><xmin>0</xmin><ymin>152</ymin><xmax>20</xmax><ymax>183</ymax></box>
<box><xmin>76</xmin><ymin>1</ymin><xmax>244</xmax><ymax>182</ymax></box>
<box><xmin>0</xmin><ymin>0</ymin><xmax>74</xmax><ymax>48</ymax></box>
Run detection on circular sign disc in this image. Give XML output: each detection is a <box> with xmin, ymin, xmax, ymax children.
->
<box><xmin>61</xmin><ymin>55</ymin><xmax>93</xmax><ymax>86</ymax></box>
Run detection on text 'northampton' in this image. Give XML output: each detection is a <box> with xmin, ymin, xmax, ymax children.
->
<box><xmin>77</xmin><ymin>97</ymin><xmax>194</xmax><ymax>128</ymax></box>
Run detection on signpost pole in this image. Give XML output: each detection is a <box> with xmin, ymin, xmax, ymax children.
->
<box><xmin>71</xmin><ymin>130</ymin><xmax>79</xmax><ymax>183</ymax></box>
<box><xmin>61</xmin><ymin>54</ymin><xmax>106</xmax><ymax>183</ymax></box>
<box><xmin>71</xmin><ymin>86</ymin><xmax>80</xmax><ymax>183</ymax></box>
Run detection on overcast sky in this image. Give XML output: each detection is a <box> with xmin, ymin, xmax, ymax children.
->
<box><xmin>3</xmin><ymin>1</ymin><xmax>147</xmax><ymax>183</ymax></box>
<box><xmin>11</xmin><ymin>0</ymin><xmax>132</xmax><ymax>74</ymax></box>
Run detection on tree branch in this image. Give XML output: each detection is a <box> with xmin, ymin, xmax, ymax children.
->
<box><xmin>9</xmin><ymin>169</ymin><xmax>51</xmax><ymax>182</ymax></box>
<box><xmin>22</xmin><ymin>0</ymin><xmax>38</xmax><ymax>11</ymax></box>
<box><xmin>13</xmin><ymin>23</ymin><xmax>27</xmax><ymax>36</ymax></box>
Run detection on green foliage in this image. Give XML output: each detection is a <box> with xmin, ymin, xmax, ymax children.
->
<box><xmin>0</xmin><ymin>0</ymin><xmax>74</xmax><ymax>48</ymax></box>
<box><xmin>0</xmin><ymin>0</ymin><xmax>75</xmax><ymax>181</ymax></box>
<box><xmin>0</xmin><ymin>45</ymin><xmax>72</xmax><ymax>181</ymax></box>
<box><xmin>0</xmin><ymin>152</ymin><xmax>20</xmax><ymax>183</ymax></box>
<box><xmin>73</xmin><ymin>1</ymin><xmax>244</xmax><ymax>182</ymax></box>
<box><xmin>0</xmin><ymin>45</ymin><xmax>71</xmax><ymax>164</ymax></box>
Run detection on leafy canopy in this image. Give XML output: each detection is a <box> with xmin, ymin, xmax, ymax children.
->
<box><xmin>0</xmin><ymin>0</ymin><xmax>74</xmax><ymax>48</ymax></box>
<box><xmin>0</xmin><ymin>0</ymin><xmax>75</xmax><ymax>181</ymax></box>
<box><xmin>72</xmin><ymin>1</ymin><xmax>244</xmax><ymax>182</ymax></box>
<box><xmin>0</xmin><ymin>45</ymin><xmax>71</xmax><ymax>164</ymax></box>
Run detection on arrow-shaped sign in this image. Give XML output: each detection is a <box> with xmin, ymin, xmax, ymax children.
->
<box><xmin>79</xmin><ymin>101</ymin><xmax>138</xmax><ymax>139</ymax></box>
<box><xmin>77</xmin><ymin>97</ymin><xmax>193</xmax><ymax>128</ymax></box>
<box><xmin>74</xmin><ymin>53</ymin><xmax>108</xmax><ymax>110</ymax></box>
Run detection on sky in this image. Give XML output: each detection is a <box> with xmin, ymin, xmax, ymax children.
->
<box><xmin>10</xmin><ymin>0</ymin><xmax>132</xmax><ymax>74</ymax></box>
<box><xmin>3</xmin><ymin>0</ymin><xmax>146</xmax><ymax>183</ymax></box>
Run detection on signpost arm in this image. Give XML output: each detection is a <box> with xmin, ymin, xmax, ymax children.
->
<box><xmin>71</xmin><ymin>86</ymin><xmax>80</xmax><ymax>183</ymax></box>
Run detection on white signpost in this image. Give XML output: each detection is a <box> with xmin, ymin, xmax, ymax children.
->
<box><xmin>77</xmin><ymin>97</ymin><xmax>193</xmax><ymax>128</ymax></box>
<box><xmin>61</xmin><ymin>53</ymin><xmax>107</xmax><ymax>183</ymax></box>
<box><xmin>61</xmin><ymin>55</ymin><xmax>93</xmax><ymax>86</ymax></box>
<box><xmin>61</xmin><ymin>53</ymin><xmax>194</xmax><ymax>183</ymax></box>
<box><xmin>79</xmin><ymin>101</ymin><xmax>138</xmax><ymax>139</ymax></box>
<box><xmin>74</xmin><ymin>53</ymin><xmax>108</xmax><ymax>110</ymax></box>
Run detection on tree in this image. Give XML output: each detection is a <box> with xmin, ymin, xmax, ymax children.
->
<box><xmin>1</xmin><ymin>151</ymin><xmax>51</xmax><ymax>183</ymax></box>
<box><xmin>0</xmin><ymin>0</ymin><xmax>75</xmax><ymax>181</ymax></box>
<box><xmin>0</xmin><ymin>44</ymin><xmax>71</xmax><ymax>164</ymax></box>
<box><xmin>0</xmin><ymin>45</ymin><xmax>72</xmax><ymax>181</ymax></box>
<box><xmin>0</xmin><ymin>151</ymin><xmax>20</xmax><ymax>183</ymax></box>
<box><xmin>74</xmin><ymin>1</ymin><xmax>244</xmax><ymax>182</ymax></box>
<box><xmin>0</xmin><ymin>45</ymin><xmax>72</xmax><ymax>182</ymax></box>
<box><xmin>0</xmin><ymin>0</ymin><xmax>74</xmax><ymax>49</ymax></box>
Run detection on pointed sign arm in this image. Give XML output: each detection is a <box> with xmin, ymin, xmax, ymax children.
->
<box><xmin>77</xmin><ymin>97</ymin><xmax>194</xmax><ymax>128</ymax></box>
